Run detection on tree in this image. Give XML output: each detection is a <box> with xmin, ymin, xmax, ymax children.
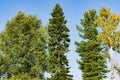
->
<box><xmin>0</xmin><ymin>11</ymin><xmax>47</xmax><ymax>79</ymax></box>
<box><xmin>94</xmin><ymin>7</ymin><xmax>120</xmax><ymax>80</ymax></box>
<box><xmin>75</xmin><ymin>9</ymin><xmax>109</xmax><ymax>80</ymax></box>
<box><xmin>47</xmin><ymin>4</ymin><xmax>72</xmax><ymax>80</ymax></box>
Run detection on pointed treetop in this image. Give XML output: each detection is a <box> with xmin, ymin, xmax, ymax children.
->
<box><xmin>51</xmin><ymin>3</ymin><xmax>64</xmax><ymax>17</ymax></box>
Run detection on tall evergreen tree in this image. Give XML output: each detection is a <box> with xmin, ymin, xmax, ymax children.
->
<box><xmin>47</xmin><ymin>4</ymin><xmax>72</xmax><ymax>80</ymax></box>
<box><xmin>0</xmin><ymin>12</ymin><xmax>47</xmax><ymax>79</ymax></box>
<box><xmin>75</xmin><ymin>9</ymin><xmax>109</xmax><ymax>80</ymax></box>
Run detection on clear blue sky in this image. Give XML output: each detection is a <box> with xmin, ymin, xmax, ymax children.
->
<box><xmin>0</xmin><ymin>0</ymin><xmax>120</xmax><ymax>80</ymax></box>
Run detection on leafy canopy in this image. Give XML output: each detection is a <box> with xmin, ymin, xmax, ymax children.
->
<box><xmin>94</xmin><ymin>8</ymin><xmax>120</xmax><ymax>47</ymax></box>
<box><xmin>0</xmin><ymin>11</ymin><xmax>47</xmax><ymax>79</ymax></box>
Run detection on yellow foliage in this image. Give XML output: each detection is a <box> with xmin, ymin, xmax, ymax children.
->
<box><xmin>99</xmin><ymin>7</ymin><xmax>111</xmax><ymax>18</ymax></box>
<box><xmin>97</xmin><ymin>32</ymin><xmax>108</xmax><ymax>45</ymax></box>
<box><xmin>109</xmin><ymin>37</ymin><xmax>114</xmax><ymax>46</ymax></box>
<box><xmin>95</xmin><ymin>7</ymin><xmax>120</xmax><ymax>47</ymax></box>
<box><xmin>115</xmin><ymin>31</ymin><xmax>120</xmax><ymax>40</ymax></box>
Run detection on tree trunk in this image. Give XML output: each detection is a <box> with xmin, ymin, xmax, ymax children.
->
<box><xmin>110</xmin><ymin>47</ymin><xmax>115</xmax><ymax>80</ymax></box>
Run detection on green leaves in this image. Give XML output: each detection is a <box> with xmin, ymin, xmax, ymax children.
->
<box><xmin>0</xmin><ymin>12</ymin><xmax>47</xmax><ymax>79</ymax></box>
<box><xmin>115</xmin><ymin>64</ymin><xmax>120</xmax><ymax>77</ymax></box>
<box><xmin>1</xmin><ymin>4</ymin><xmax>120</xmax><ymax>80</ymax></box>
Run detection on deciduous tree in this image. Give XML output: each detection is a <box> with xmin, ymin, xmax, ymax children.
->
<box><xmin>94</xmin><ymin>7</ymin><xmax>120</xmax><ymax>80</ymax></box>
<box><xmin>0</xmin><ymin>12</ymin><xmax>47</xmax><ymax>79</ymax></box>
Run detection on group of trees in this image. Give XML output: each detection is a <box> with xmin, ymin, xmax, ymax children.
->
<box><xmin>0</xmin><ymin>11</ymin><xmax>47</xmax><ymax>80</ymax></box>
<box><xmin>0</xmin><ymin>4</ymin><xmax>72</xmax><ymax>80</ymax></box>
<box><xmin>0</xmin><ymin>3</ymin><xmax>120</xmax><ymax>80</ymax></box>
<box><xmin>76</xmin><ymin>8</ymin><xmax>120</xmax><ymax>80</ymax></box>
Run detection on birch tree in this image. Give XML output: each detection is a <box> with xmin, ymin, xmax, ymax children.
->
<box><xmin>94</xmin><ymin>7</ymin><xmax>120</xmax><ymax>80</ymax></box>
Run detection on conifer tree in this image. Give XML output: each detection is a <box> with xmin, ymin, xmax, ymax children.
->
<box><xmin>94</xmin><ymin>8</ymin><xmax>120</xmax><ymax>80</ymax></box>
<box><xmin>47</xmin><ymin>4</ymin><xmax>72</xmax><ymax>80</ymax></box>
<box><xmin>75</xmin><ymin>9</ymin><xmax>109</xmax><ymax>80</ymax></box>
<box><xmin>0</xmin><ymin>12</ymin><xmax>47</xmax><ymax>79</ymax></box>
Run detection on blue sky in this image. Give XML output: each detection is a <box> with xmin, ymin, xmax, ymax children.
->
<box><xmin>0</xmin><ymin>0</ymin><xmax>120</xmax><ymax>80</ymax></box>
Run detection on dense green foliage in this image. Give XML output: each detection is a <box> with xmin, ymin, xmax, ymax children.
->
<box><xmin>0</xmin><ymin>12</ymin><xmax>47</xmax><ymax>79</ymax></box>
<box><xmin>1</xmin><ymin>3</ymin><xmax>120</xmax><ymax>80</ymax></box>
<box><xmin>75</xmin><ymin>9</ymin><xmax>109</xmax><ymax>80</ymax></box>
<box><xmin>47</xmin><ymin>4</ymin><xmax>72</xmax><ymax>80</ymax></box>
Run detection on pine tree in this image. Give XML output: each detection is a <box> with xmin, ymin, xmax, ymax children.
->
<box><xmin>0</xmin><ymin>12</ymin><xmax>47</xmax><ymax>79</ymax></box>
<box><xmin>47</xmin><ymin>4</ymin><xmax>72</xmax><ymax>80</ymax></box>
<box><xmin>94</xmin><ymin>7</ymin><xmax>120</xmax><ymax>80</ymax></box>
<box><xmin>75</xmin><ymin>9</ymin><xmax>109</xmax><ymax>80</ymax></box>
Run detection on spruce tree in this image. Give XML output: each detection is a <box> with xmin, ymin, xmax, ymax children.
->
<box><xmin>0</xmin><ymin>12</ymin><xmax>47</xmax><ymax>79</ymax></box>
<box><xmin>75</xmin><ymin>9</ymin><xmax>109</xmax><ymax>80</ymax></box>
<box><xmin>47</xmin><ymin>4</ymin><xmax>72</xmax><ymax>80</ymax></box>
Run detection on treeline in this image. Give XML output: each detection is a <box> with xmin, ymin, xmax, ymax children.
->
<box><xmin>0</xmin><ymin>3</ymin><xmax>120</xmax><ymax>80</ymax></box>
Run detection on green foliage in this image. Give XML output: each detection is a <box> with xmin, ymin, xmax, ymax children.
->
<box><xmin>4</xmin><ymin>74</ymin><xmax>40</xmax><ymax>80</ymax></box>
<box><xmin>75</xmin><ymin>9</ymin><xmax>109</xmax><ymax>80</ymax></box>
<box><xmin>0</xmin><ymin>54</ymin><xmax>6</xmax><ymax>76</ymax></box>
<box><xmin>115</xmin><ymin>64</ymin><xmax>120</xmax><ymax>77</ymax></box>
<box><xmin>0</xmin><ymin>11</ymin><xmax>47</xmax><ymax>79</ymax></box>
<box><xmin>47</xmin><ymin>4</ymin><xmax>72</xmax><ymax>80</ymax></box>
